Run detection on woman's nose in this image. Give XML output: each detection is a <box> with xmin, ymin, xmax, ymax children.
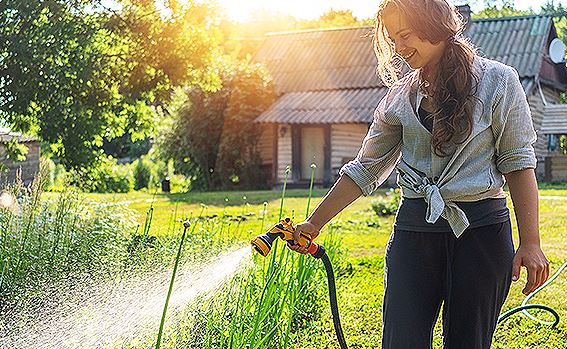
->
<box><xmin>395</xmin><ymin>41</ymin><xmax>406</xmax><ymax>54</ymax></box>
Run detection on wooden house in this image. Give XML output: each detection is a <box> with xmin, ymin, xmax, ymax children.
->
<box><xmin>0</xmin><ymin>130</ymin><xmax>40</xmax><ymax>186</ymax></box>
<box><xmin>253</xmin><ymin>9</ymin><xmax>567</xmax><ymax>186</ymax></box>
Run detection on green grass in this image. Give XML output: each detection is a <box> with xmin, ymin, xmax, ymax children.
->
<box><xmin>41</xmin><ymin>184</ymin><xmax>567</xmax><ymax>348</ymax></box>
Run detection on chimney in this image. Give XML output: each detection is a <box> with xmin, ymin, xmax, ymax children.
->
<box><xmin>457</xmin><ymin>4</ymin><xmax>472</xmax><ymax>33</ymax></box>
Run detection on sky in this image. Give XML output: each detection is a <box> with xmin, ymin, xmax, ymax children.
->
<box><xmin>215</xmin><ymin>0</ymin><xmax>567</xmax><ymax>22</ymax></box>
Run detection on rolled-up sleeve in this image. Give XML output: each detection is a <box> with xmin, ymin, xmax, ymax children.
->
<box><xmin>339</xmin><ymin>98</ymin><xmax>402</xmax><ymax>196</ymax></box>
<box><xmin>491</xmin><ymin>66</ymin><xmax>537</xmax><ymax>174</ymax></box>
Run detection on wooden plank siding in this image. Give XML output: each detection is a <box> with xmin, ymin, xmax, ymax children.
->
<box><xmin>545</xmin><ymin>156</ymin><xmax>567</xmax><ymax>182</ymax></box>
<box><xmin>257</xmin><ymin>123</ymin><xmax>274</xmax><ymax>165</ymax></box>
<box><xmin>528</xmin><ymin>89</ymin><xmax>547</xmax><ymax>179</ymax></box>
<box><xmin>528</xmin><ymin>85</ymin><xmax>564</xmax><ymax>179</ymax></box>
<box><xmin>277</xmin><ymin>125</ymin><xmax>292</xmax><ymax>183</ymax></box>
<box><xmin>330</xmin><ymin>124</ymin><xmax>368</xmax><ymax>178</ymax></box>
<box><xmin>256</xmin><ymin>123</ymin><xmax>277</xmax><ymax>184</ymax></box>
<box><xmin>0</xmin><ymin>141</ymin><xmax>40</xmax><ymax>185</ymax></box>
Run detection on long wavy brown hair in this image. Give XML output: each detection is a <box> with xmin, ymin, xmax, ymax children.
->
<box><xmin>373</xmin><ymin>0</ymin><xmax>481</xmax><ymax>156</ymax></box>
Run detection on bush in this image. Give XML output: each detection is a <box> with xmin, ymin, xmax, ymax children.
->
<box><xmin>168</xmin><ymin>173</ymin><xmax>190</xmax><ymax>193</ymax></box>
<box><xmin>44</xmin><ymin>158</ymin><xmax>70</xmax><ymax>192</ymax></box>
<box><xmin>371</xmin><ymin>188</ymin><xmax>401</xmax><ymax>217</ymax></box>
<box><xmin>78</xmin><ymin>156</ymin><xmax>134</xmax><ymax>193</ymax></box>
<box><xmin>133</xmin><ymin>159</ymin><xmax>152</xmax><ymax>190</ymax></box>
<box><xmin>0</xmin><ymin>177</ymin><xmax>136</xmax><ymax>307</ymax></box>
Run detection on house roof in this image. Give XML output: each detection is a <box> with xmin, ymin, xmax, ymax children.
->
<box><xmin>541</xmin><ymin>104</ymin><xmax>567</xmax><ymax>134</ymax></box>
<box><xmin>254</xmin><ymin>26</ymin><xmax>381</xmax><ymax>96</ymax></box>
<box><xmin>468</xmin><ymin>15</ymin><xmax>552</xmax><ymax>79</ymax></box>
<box><xmin>255</xmin><ymin>15</ymin><xmax>567</xmax><ymax>124</ymax></box>
<box><xmin>256</xmin><ymin>88</ymin><xmax>387</xmax><ymax>124</ymax></box>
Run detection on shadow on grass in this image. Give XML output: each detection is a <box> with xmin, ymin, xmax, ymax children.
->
<box><xmin>161</xmin><ymin>188</ymin><xmax>330</xmax><ymax>207</ymax></box>
<box><xmin>538</xmin><ymin>181</ymin><xmax>567</xmax><ymax>190</ymax></box>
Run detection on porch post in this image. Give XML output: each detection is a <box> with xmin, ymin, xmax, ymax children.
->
<box><xmin>324</xmin><ymin>124</ymin><xmax>332</xmax><ymax>187</ymax></box>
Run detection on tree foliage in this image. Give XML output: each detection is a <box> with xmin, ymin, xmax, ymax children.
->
<box><xmin>0</xmin><ymin>0</ymin><xmax>220</xmax><ymax>169</ymax></box>
<box><xmin>472</xmin><ymin>0</ymin><xmax>534</xmax><ymax>18</ymax></box>
<box><xmin>159</xmin><ymin>62</ymin><xmax>275</xmax><ymax>191</ymax></box>
<box><xmin>300</xmin><ymin>9</ymin><xmax>372</xmax><ymax>29</ymax></box>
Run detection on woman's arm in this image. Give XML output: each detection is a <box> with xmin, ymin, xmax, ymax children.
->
<box><xmin>290</xmin><ymin>93</ymin><xmax>401</xmax><ymax>253</ymax></box>
<box><xmin>290</xmin><ymin>175</ymin><xmax>362</xmax><ymax>254</ymax></box>
<box><xmin>504</xmin><ymin>168</ymin><xmax>550</xmax><ymax>295</ymax></box>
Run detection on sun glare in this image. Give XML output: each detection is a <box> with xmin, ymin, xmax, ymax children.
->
<box><xmin>214</xmin><ymin>0</ymin><xmax>552</xmax><ymax>22</ymax></box>
<box><xmin>214</xmin><ymin>0</ymin><xmax>370</xmax><ymax>22</ymax></box>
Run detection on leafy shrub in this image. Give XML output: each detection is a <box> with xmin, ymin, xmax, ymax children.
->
<box><xmin>133</xmin><ymin>158</ymin><xmax>152</xmax><ymax>190</ymax></box>
<box><xmin>158</xmin><ymin>62</ymin><xmax>275</xmax><ymax>190</ymax></box>
<box><xmin>371</xmin><ymin>188</ymin><xmax>401</xmax><ymax>216</ymax></box>
<box><xmin>44</xmin><ymin>158</ymin><xmax>70</xmax><ymax>192</ymax></box>
<box><xmin>168</xmin><ymin>173</ymin><xmax>189</xmax><ymax>193</ymax></box>
<box><xmin>78</xmin><ymin>156</ymin><xmax>134</xmax><ymax>193</ymax></box>
<box><xmin>0</xmin><ymin>177</ymin><xmax>135</xmax><ymax>306</ymax></box>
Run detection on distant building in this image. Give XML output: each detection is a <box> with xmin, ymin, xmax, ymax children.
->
<box><xmin>253</xmin><ymin>9</ymin><xmax>567</xmax><ymax>186</ymax></box>
<box><xmin>0</xmin><ymin>130</ymin><xmax>40</xmax><ymax>186</ymax></box>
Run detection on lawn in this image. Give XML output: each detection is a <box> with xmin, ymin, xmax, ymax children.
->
<box><xmin>63</xmin><ymin>184</ymin><xmax>567</xmax><ymax>349</ymax></box>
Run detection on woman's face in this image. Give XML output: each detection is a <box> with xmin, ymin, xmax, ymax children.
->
<box><xmin>382</xmin><ymin>5</ymin><xmax>446</xmax><ymax>71</ymax></box>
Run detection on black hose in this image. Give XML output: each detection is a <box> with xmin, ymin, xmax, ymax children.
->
<box><xmin>320</xmin><ymin>251</ymin><xmax>349</xmax><ymax>349</ymax></box>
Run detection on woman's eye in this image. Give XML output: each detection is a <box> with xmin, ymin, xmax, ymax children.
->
<box><xmin>401</xmin><ymin>33</ymin><xmax>410</xmax><ymax>40</ymax></box>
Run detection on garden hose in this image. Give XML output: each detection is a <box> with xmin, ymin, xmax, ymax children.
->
<box><xmin>251</xmin><ymin>218</ymin><xmax>349</xmax><ymax>348</ymax></box>
<box><xmin>497</xmin><ymin>260</ymin><xmax>567</xmax><ymax>327</ymax></box>
<box><xmin>320</xmin><ymin>249</ymin><xmax>348</xmax><ymax>349</ymax></box>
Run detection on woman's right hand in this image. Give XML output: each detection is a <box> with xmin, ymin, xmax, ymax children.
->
<box><xmin>289</xmin><ymin>220</ymin><xmax>322</xmax><ymax>254</ymax></box>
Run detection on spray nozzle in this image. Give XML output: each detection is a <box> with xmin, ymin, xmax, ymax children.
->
<box><xmin>251</xmin><ymin>217</ymin><xmax>324</xmax><ymax>258</ymax></box>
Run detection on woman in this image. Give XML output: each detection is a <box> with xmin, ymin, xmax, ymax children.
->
<box><xmin>290</xmin><ymin>0</ymin><xmax>550</xmax><ymax>348</ymax></box>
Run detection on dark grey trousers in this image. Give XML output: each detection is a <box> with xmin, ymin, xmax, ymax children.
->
<box><xmin>382</xmin><ymin>221</ymin><xmax>515</xmax><ymax>349</ymax></box>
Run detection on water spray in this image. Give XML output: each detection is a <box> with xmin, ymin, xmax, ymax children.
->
<box><xmin>251</xmin><ymin>217</ymin><xmax>349</xmax><ymax>349</ymax></box>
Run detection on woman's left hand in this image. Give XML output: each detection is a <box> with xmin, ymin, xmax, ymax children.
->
<box><xmin>511</xmin><ymin>243</ymin><xmax>550</xmax><ymax>296</ymax></box>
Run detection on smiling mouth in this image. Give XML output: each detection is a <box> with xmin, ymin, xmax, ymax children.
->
<box><xmin>402</xmin><ymin>51</ymin><xmax>416</xmax><ymax>61</ymax></box>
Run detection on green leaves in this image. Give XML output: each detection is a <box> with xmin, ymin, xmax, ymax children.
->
<box><xmin>3</xmin><ymin>138</ymin><xmax>29</xmax><ymax>162</ymax></box>
<box><xmin>159</xmin><ymin>61</ymin><xmax>275</xmax><ymax>191</ymax></box>
<box><xmin>0</xmin><ymin>0</ymin><xmax>222</xmax><ymax>169</ymax></box>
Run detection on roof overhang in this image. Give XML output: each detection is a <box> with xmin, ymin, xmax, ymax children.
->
<box><xmin>539</xmin><ymin>77</ymin><xmax>567</xmax><ymax>93</ymax></box>
<box><xmin>255</xmin><ymin>88</ymin><xmax>387</xmax><ymax>124</ymax></box>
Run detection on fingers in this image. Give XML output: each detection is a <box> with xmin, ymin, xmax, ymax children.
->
<box><xmin>289</xmin><ymin>227</ymin><xmax>309</xmax><ymax>254</ymax></box>
<box><xmin>512</xmin><ymin>255</ymin><xmax>521</xmax><ymax>282</ymax></box>
<box><xmin>523</xmin><ymin>265</ymin><xmax>538</xmax><ymax>295</ymax></box>
<box><xmin>522</xmin><ymin>259</ymin><xmax>550</xmax><ymax>295</ymax></box>
<box><xmin>293</xmin><ymin>225</ymin><xmax>300</xmax><ymax>245</ymax></box>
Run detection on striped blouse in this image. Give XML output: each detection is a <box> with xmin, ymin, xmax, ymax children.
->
<box><xmin>340</xmin><ymin>56</ymin><xmax>537</xmax><ymax>238</ymax></box>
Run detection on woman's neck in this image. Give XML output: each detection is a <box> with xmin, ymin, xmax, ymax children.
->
<box><xmin>418</xmin><ymin>66</ymin><xmax>438</xmax><ymax>98</ymax></box>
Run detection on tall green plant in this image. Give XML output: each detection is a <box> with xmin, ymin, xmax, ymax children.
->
<box><xmin>0</xmin><ymin>176</ymin><xmax>135</xmax><ymax>305</ymax></box>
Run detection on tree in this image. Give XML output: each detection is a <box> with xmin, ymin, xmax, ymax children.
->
<box><xmin>216</xmin><ymin>64</ymin><xmax>276</xmax><ymax>188</ymax></box>
<box><xmin>300</xmin><ymin>9</ymin><xmax>365</xmax><ymax>29</ymax></box>
<box><xmin>160</xmin><ymin>84</ymin><xmax>229</xmax><ymax>190</ymax></box>
<box><xmin>158</xmin><ymin>61</ymin><xmax>275</xmax><ymax>190</ymax></box>
<box><xmin>0</xmin><ymin>0</ymin><xmax>220</xmax><ymax>169</ymax></box>
<box><xmin>472</xmin><ymin>0</ymin><xmax>534</xmax><ymax>18</ymax></box>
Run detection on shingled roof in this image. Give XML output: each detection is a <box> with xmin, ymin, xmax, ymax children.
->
<box><xmin>469</xmin><ymin>15</ymin><xmax>551</xmax><ymax>78</ymax></box>
<box><xmin>254</xmin><ymin>26</ymin><xmax>380</xmax><ymax>95</ymax></box>
<box><xmin>255</xmin><ymin>14</ymin><xmax>567</xmax><ymax>124</ymax></box>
